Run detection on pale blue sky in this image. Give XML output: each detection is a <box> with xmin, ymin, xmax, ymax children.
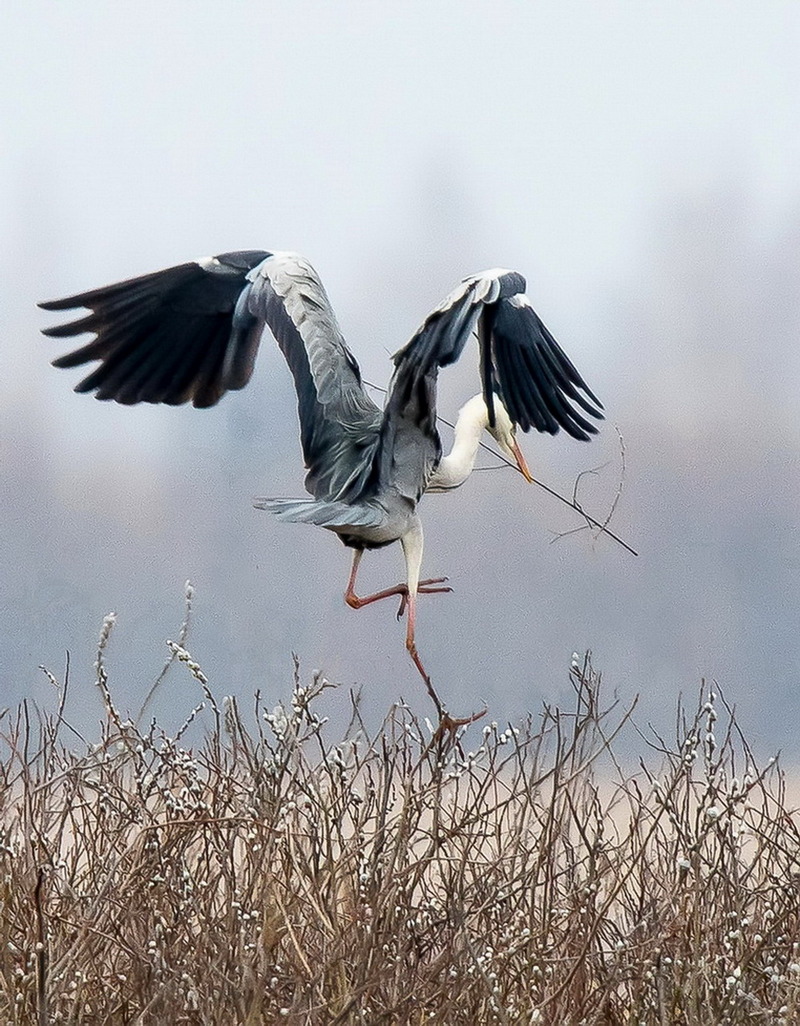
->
<box><xmin>2</xmin><ymin>2</ymin><xmax>799</xmax><ymax>743</ymax></box>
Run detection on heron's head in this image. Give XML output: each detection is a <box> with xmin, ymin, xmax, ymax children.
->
<box><xmin>468</xmin><ymin>393</ymin><xmax>533</xmax><ymax>483</ymax></box>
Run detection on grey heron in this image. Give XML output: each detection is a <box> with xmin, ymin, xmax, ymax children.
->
<box><xmin>40</xmin><ymin>250</ymin><xmax>603</xmax><ymax>720</ymax></box>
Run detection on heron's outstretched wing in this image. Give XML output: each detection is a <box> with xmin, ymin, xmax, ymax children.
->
<box><xmin>41</xmin><ymin>250</ymin><xmax>383</xmax><ymax>501</ymax></box>
<box><xmin>374</xmin><ymin>268</ymin><xmax>604</xmax><ymax>500</ymax></box>
<box><xmin>391</xmin><ymin>267</ymin><xmax>603</xmax><ymax>439</ymax></box>
<box><xmin>40</xmin><ymin>251</ymin><xmax>271</xmax><ymax>408</ymax></box>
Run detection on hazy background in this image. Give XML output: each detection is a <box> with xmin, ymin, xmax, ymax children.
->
<box><xmin>2</xmin><ymin>2</ymin><xmax>799</xmax><ymax>747</ymax></box>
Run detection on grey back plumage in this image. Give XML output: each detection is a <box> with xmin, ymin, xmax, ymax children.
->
<box><xmin>245</xmin><ymin>253</ymin><xmax>383</xmax><ymax>503</ymax></box>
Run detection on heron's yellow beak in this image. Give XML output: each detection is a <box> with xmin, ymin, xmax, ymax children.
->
<box><xmin>510</xmin><ymin>438</ymin><xmax>534</xmax><ymax>483</ymax></box>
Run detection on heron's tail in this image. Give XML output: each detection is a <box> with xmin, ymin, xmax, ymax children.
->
<box><xmin>253</xmin><ymin>497</ymin><xmax>385</xmax><ymax>528</ymax></box>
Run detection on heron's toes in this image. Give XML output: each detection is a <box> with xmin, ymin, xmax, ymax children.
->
<box><xmin>418</xmin><ymin>576</ymin><xmax>453</xmax><ymax>597</ymax></box>
<box><xmin>396</xmin><ymin>580</ymin><xmax>453</xmax><ymax>618</ymax></box>
<box><xmin>418</xmin><ymin>584</ymin><xmax>453</xmax><ymax>596</ymax></box>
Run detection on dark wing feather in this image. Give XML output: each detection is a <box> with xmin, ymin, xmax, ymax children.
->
<box><xmin>489</xmin><ymin>294</ymin><xmax>603</xmax><ymax>440</ymax></box>
<box><xmin>390</xmin><ymin>266</ymin><xmax>601</xmax><ymax>440</ymax></box>
<box><xmin>40</xmin><ymin>250</ymin><xmax>271</xmax><ymax>408</ymax></box>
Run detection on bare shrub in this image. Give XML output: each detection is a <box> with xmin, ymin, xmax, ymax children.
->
<box><xmin>2</xmin><ymin>616</ymin><xmax>800</xmax><ymax>1024</ymax></box>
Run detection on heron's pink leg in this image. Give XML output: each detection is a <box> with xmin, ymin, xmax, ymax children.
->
<box><xmin>398</xmin><ymin>523</ymin><xmax>478</xmax><ymax>726</ymax></box>
<box><xmin>404</xmin><ymin>589</ymin><xmax>434</xmax><ymax>691</ymax></box>
<box><xmin>403</xmin><ymin>586</ymin><xmax>444</xmax><ymax>714</ymax></box>
<box><xmin>404</xmin><ymin>590</ymin><xmax>485</xmax><ymax>732</ymax></box>
<box><xmin>347</xmin><ymin>532</ymin><xmax>483</xmax><ymax>730</ymax></box>
<box><xmin>344</xmin><ymin>550</ymin><xmax>451</xmax><ymax>612</ymax></box>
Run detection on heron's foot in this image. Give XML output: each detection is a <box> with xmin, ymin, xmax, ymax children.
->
<box><xmin>346</xmin><ymin>578</ymin><xmax>451</xmax><ymax>613</ymax></box>
<box><xmin>434</xmin><ymin>705</ymin><xmax>488</xmax><ymax>742</ymax></box>
<box><xmin>395</xmin><ymin>578</ymin><xmax>452</xmax><ymax>620</ymax></box>
<box><xmin>406</xmin><ymin>640</ymin><xmax>484</xmax><ymax>735</ymax></box>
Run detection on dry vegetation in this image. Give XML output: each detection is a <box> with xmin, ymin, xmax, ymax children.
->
<box><xmin>2</xmin><ymin>608</ymin><xmax>800</xmax><ymax>1025</ymax></box>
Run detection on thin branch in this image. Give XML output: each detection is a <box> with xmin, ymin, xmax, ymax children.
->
<box><xmin>138</xmin><ymin>579</ymin><xmax>195</xmax><ymax>722</ymax></box>
<box><xmin>550</xmin><ymin>422</ymin><xmax>635</xmax><ymax>555</ymax></box>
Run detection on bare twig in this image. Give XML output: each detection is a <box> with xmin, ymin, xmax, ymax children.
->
<box><xmin>138</xmin><ymin>579</ymin><xmax>195</xmax><ymax>722</ymax></box>
<box><xmin>550</xmin><ymin>423</ymin><xmax>634</xmax><ymax>553</ymax></box>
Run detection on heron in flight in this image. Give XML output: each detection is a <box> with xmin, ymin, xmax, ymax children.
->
<box><xmin>40</xmin><ymin>250</ymin><xmax>603</xmax><ymax>719</ymax></box>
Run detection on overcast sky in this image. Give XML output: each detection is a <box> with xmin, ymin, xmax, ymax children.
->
<box><xmin>2</xmin><ymin>2</ymin><xmax>799</xmax><ymax>745</ymax></box>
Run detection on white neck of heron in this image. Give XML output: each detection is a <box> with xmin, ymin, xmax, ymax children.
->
<box><xmin>427</xmin><ymin>396</ymin><xmax>490</xmax><ymax>492</ymax></box>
